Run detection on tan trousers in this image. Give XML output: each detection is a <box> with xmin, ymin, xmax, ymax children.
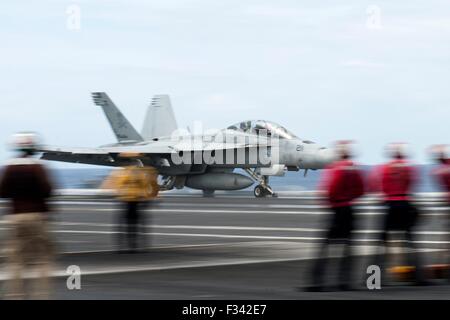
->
<box><xmin>4</xmin><ymin>213</ymin><xmax>54</xmax><ymax>299</ymax></box>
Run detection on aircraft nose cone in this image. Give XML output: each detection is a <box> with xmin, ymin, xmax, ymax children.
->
<box><xmin>315</xmin><ymin>148</ymin><xmax>336</xmax><ymax>168</ymax></box>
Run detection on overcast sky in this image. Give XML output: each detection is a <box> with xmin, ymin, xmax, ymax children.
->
<box><xmin>0</xmin><ymin>0</ymin><xmax>449</xmax><ymax>166</ymax></box>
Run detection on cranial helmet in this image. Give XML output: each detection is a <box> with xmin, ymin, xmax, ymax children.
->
<box><xmin>334</xmin><ymin>140</ymin><xmax>355</xmax><ymax>159</ymax></box>
<box><xmin>385</xmin><ymin>142</ymin><xmax>409</xmax><ymax>159</ymax></box>
<box><xmin>10</xmin><ymin>132</ymin><xmax>40</xmax><ymax>154</ymax></box>
<box><xmin>428</xmin><ymin>144</ymin><xmax>448</xmax><ymax>163</ymax></box>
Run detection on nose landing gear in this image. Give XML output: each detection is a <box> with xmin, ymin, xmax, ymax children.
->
<box><xmin>245</xmin><ymin>169</ymin><xmax>276</xmax><ymax>198</ymax></box>
<box><xmin>253</xmin><ymin>184</ymin><xmax>275</xmax><ymax>198</ymax></box>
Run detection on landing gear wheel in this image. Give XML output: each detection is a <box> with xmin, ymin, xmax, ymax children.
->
<box><xmin>254</xmin><ymin>185</ymin><xmax>266</xmax><ymax>198</ymax></box>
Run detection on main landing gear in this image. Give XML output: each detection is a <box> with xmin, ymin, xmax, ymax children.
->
<box><xmin>245</xmin><ymin>169</ymin><xmax>276</xmax><ymax>198</ymax></box>
<box><xmin>202</xmin><ymin>189</ymin><xmax>215</xmax><ymax>197</ymax></box>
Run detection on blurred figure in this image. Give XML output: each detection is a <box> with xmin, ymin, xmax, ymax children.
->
<box><xmin>369</xmin><ymin>143</ymin><xmax>426</xmax><ymax>285</ymax></box>
<box><xmin>105</xmin><ymin>153</ymin><xmax>159</xmax><ymax>253</ymax></box>
<box><xmin>305</xmin><ymin>141</ymin><xmax>365</xmax><ymax>292</ymax></box>
<box><xmin>0</xmin><ymin>132</ymin><xmax>54</xmax><ymax>299</ymax></box>
<box><xmin>429</xmin><ymin>145</ymin><xmax>450</xmax><ymax>280</ymax></box>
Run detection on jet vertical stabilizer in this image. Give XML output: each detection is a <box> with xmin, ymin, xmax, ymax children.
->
<box><xmin>141</xmin><ymin>95</ymin><xmax>178</xmax><ymax>140</ymax></box>
<box><xmin>91</xmin><ymin>92</ymin><xmax>143</xmax><ymax>143</ymax></box>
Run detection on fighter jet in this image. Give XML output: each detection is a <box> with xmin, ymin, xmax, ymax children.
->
<box><xmin>40</xmin><ymin>93</ymin><xmax>335</xmax><ymax>197</ymax></box>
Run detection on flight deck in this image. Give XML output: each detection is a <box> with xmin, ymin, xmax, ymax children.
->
<box><xmin>0</xmin><ymin>193</ymin><xmax>448</xmax><ymax>299</ymax></box>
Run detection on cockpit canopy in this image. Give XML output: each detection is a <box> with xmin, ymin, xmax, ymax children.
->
<box><xmin>226</xmin><ymin>120</ymin><xmax>298</xmax><ymax>140</ymax></box>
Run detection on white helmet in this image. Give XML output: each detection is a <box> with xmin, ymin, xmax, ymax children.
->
<box><xmin>10</xmin><ymin>132</ymin><xmax>40</xmax><ymax>153</ymax></box>
<box><xmin>428</xmin><ymin>144</ymin><xmax>448</xmax><ymax>162</ymax></box>
<box><xmin>385</xmin><ymin>142</ymin><xmax>409</xmax><ymax>159</ymax></box>
<box><xmin>333</xmin><ymin>140</ymin><xmax>356</xmax><ymax>159</ymax></box>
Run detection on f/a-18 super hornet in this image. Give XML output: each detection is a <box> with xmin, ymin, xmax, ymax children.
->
<box><xmin>40</xmin><ymin>93</ymin><xmax>335</xmax><ymax>197</ymax></box>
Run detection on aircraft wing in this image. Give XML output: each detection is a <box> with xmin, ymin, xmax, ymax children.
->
<box><xmin>38</xmin><ymin>143</ymin><xmax>182</xmax><ymax>166</ymax></box>
<box><xmin>40</xmin><ymin>146</ymin><xmax>111</xmax><ymax>155</ymax></box>
<box><xmin>39</xmin><ymin>146</ymin><xmax>117</xmax><ymax>166</ymax></box>
<box><xmin>38</xmin><ymin>144</ymin><xmax>176</xmax><ymax>165</ymax></box>
<box><xmin>39</xmin><ymin>138</ymin><xmax>269</xmax><ymax>167</ymax></box>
